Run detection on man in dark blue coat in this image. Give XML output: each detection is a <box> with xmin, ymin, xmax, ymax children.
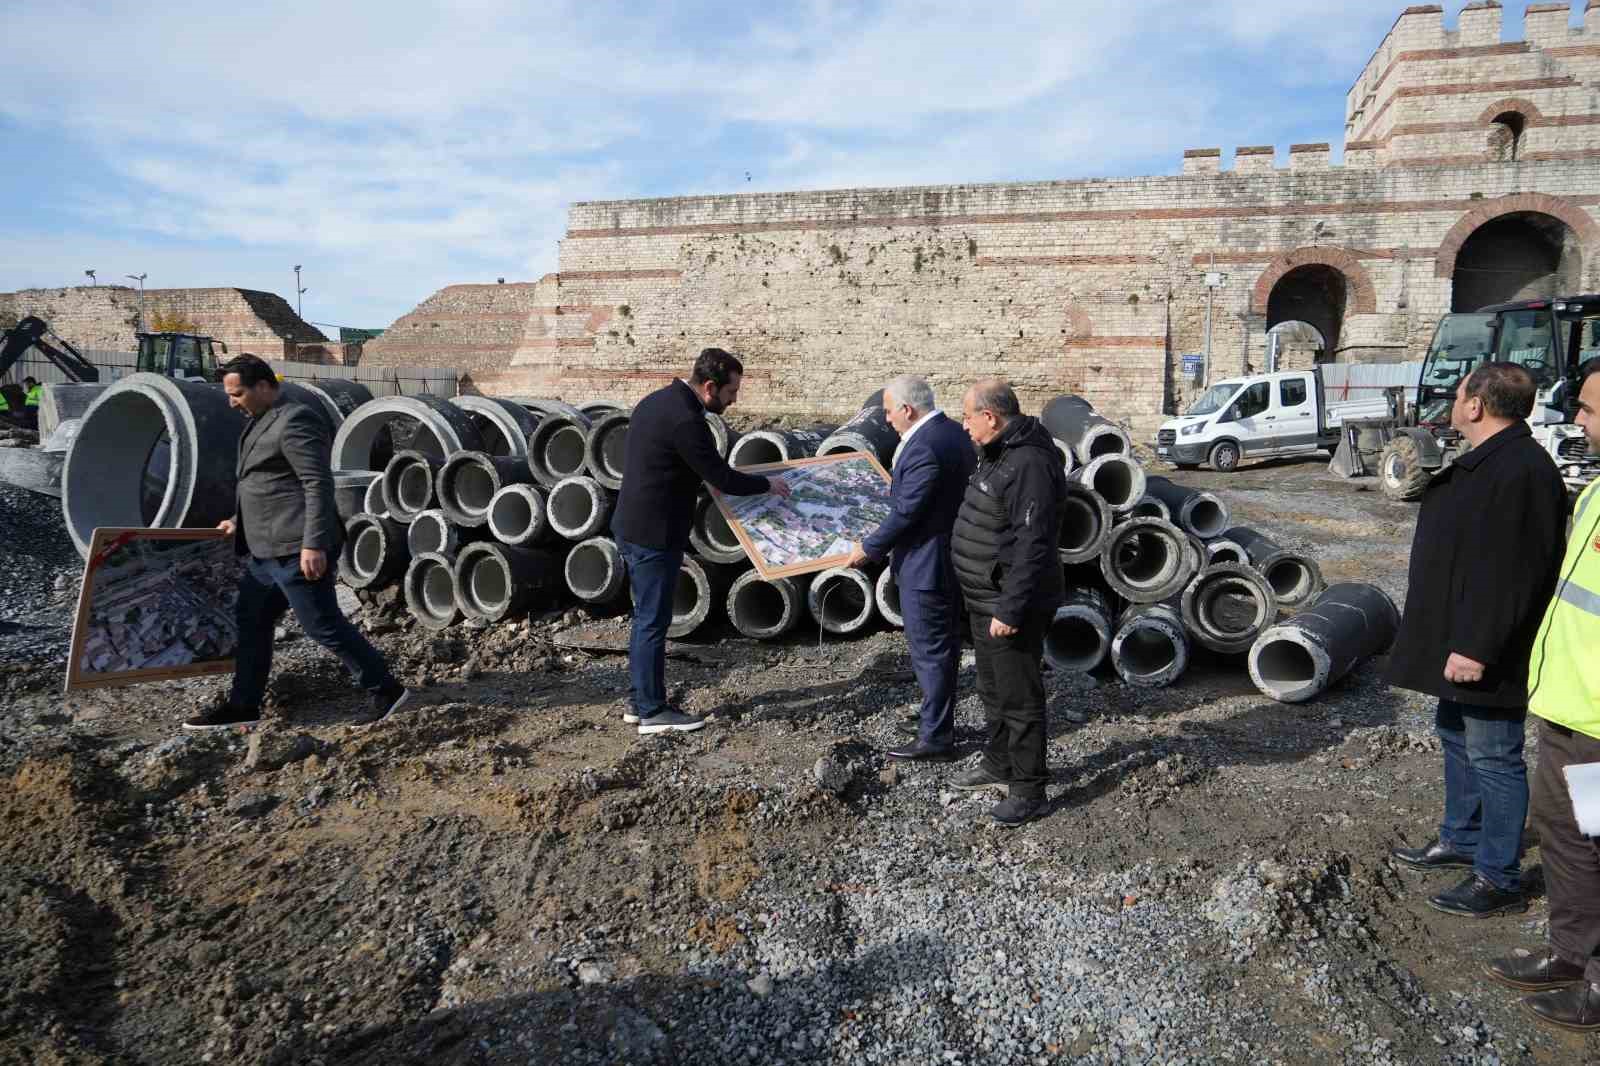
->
<box><xmin>848</xmin><ymin>375</ymin><xmax>976</xmax><ymax>759</ymax></box>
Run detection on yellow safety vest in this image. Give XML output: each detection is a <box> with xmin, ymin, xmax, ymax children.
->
<box><xmin>24</xmin><ymin>385</ymin><xmax>41</xmax><ymax>407</ymax></box>
<box><xmin>0</xmin><ymin>391</ymin><xmax>7</xmax><ymax>411</ymax></box>
<box><xmin>1528</xmin><ymin>479</ymin><xmax>1600</xmax><ymax>738</ymax></box>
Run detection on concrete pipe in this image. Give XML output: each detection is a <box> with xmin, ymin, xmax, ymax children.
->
<box><xmin>875</xmin><ymin>567</ymin><xmax>904</xmax><ymax>629</ymax></box>
<box><xmin>335</xmin><ymin>471</ymin><xmax>381</xmax><ymax>524</ymax></box>
<box><xmin>668</xmin><ymin>555</ymin><xmax>742</xmax><ymax>638</ymax></box>
<box><xmin>1111</xmin><ymin>604</ymin><xmax>1190</xmax><ymax>689</ymax></box>
<box><xmin>404</xmin><ymin>552</ymin><xmax>462</xmax><ymax>630</ymax></box>
<box><xmin>1044</xmin><ymin>587</ymin><xmax>1113</xmax><ymax>673</ymax></box>
<box><xmin>437</xmin><ymin>450</ymin><xmax>532</xmax><ymax>527</ymax></box>
<box><xmin>341</xmin><ymin>512</ymin><xmax>410</xmax><ymax>591</ymax></box>
<box><xmin>1073</xmin><ymin>454</ymin><xmax>1147</xmax><ymax>515</ymax></box>
<box><xmin>1041</xmin><ymin>396</ymin><xmax>1132</xmax><ymax>465</ymax></box>
<box><xmin>1221</xmin><ymin>526</ymin><xmax>1325</xmax><ymax>610</ymax></box>
<box><xmin>453</xmin><ymin>540</ymin><xmax>564</xmax><ymax>623</ymax></box>
<box><xmin>39</xmin><ymin>383</ymin><xmax>108</xmax><ymax>440</ymax></box>
<box><xmin>726</xmin><ymin>569</ymin><xmax>809</xmax><ymax>640</ymax></box>
<box><xmin>1247</xmin><ymin>583</ymin><xmax>1400</xmax><ymax>704</ymax></box>
<box><xmin>331</xmin><ymin>394</ymin><xmax>480</xmax><ymax>474</ymax></box>
<box><xmin>62</xmin><ymin>372</ymin><xmax>245</xmax><ymax>557</ymax></box>
<box><xmin>729</xmin><ymin>425</ymin><xmax>834</xmax><ymax>467</ymax></box>
<box><xmin>1180</xmin><ymin>562</ymin><xmax>1279</xmax><ymax>655</ymax></box>
<box><xmin>381</xmin><ymin>450</ymin><xmax>443</xmax><ymax>523</ymax></box>
<box><xmin>818</xmin><ymin>389</ymin><xmax>899</xmax><ymax>469</ymax></box>
<box><xmin>583</xmin><ymin>411</ymin><xmax>631</xmax><ymax>490</ymax></box>
<box><xmin>705</xmin><ymin>411</ymin><xmax>736</xmax><ymax>458</ymax></box>
<box><xmin>565</xmin><ymin>536</ymin><xmax>628</xmax><ymax>605</ymax></box>
<box><xmin>1126</xmin><ymin>494</ymin><xmax>1170</xmax><ymax>522</ymax></box>
<box><xmin>579</xmin><ymin>401</ymin><xmax>623</xmax><ymax>420</ymax></box>
<box><xmin>407</xmin><ymin>508</ymin><xmax>482</xmax><ymax>559</ymax></box>
<box><xmin>1059</xmin><ymin>481</ymin><xmax>1114</xmax><ymax>564</ymax></box>
<box><xmin>547</xmin><ymin>475</ymin><xmax>617</xmax><ymax>541</ymax></box>
<box><xmin>506</xmin><ymin>396</ymin><xmax>583</xmax><ymax>422</ymax></box>
<box><xmin>1100</xmin><ymin>516</ymin><xmax>1195</xmax><ymax>604</ymax></box>
<box><xmin>450</xmin><ymin>395</ymin><xmax>539</xmax><ymax>458</ymax></box>
<box><xmin>1052</xmin><ymin>439</ymin><xmax>1078</xmax><ymax>478</ymax></box>
<box><xmin>1206</xmin><ymin>538</ymin><xmax>1249</xmax><ymax>566</ymax></box>
<box><xmin>527</xmin><ymin>412</ymin><xmax>592</xmax><ymax>488</ymax></box>
<box><xmin>806</xmin><ymin>565</ymin><xmax>877</xmax><ymax>635</ymax></box>
<box><xmin>690</xmin><ymin>492</ymin><xmax>747</xmax><ymax>564</ymax></box>
<box><xmin>1143</xmin><ymin>476</ymin><xmax>1231</xmax><ymax>540</ymax></box>
<box><xmin>296</xmin><ymin>379</ymin><xmax>374</xmax><ymax>427</ymax></box>
<box><xmin>487</xmin><ymin>483</ymin><xmax>556</xmax><ymax>547</ymax></box>
<box><xmin>363</xmin><ymin>475</ymin><xmax>389</xmax><ymax>519</ymax></box>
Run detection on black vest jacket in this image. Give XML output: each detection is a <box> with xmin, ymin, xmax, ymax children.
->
<box><xmin>951</xmin><ymin>416</ymin><xmax>1066</xmax><ymax>620</ymax></box>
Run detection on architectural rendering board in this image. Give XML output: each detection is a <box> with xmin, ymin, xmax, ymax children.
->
<box><xmin>66</xmin><ymin>528</ymin><xmax>240</xmax><ymax>692</ymax></box>
<box><xmin>711</xmin><ymin>452</ymin><xmax>892</xmax><ymax>579</ymax></box>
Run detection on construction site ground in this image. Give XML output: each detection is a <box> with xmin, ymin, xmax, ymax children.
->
<box><xmin>1</xmin><ymin>458</ymin><xmax>1593</xmax><ymax>1066</ymax></box>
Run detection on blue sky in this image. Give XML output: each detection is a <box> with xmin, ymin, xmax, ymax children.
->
<box><xmin>0</xmin><ymin>1</ymin><xmax>1568</xmax><ymax>332</ymax></box>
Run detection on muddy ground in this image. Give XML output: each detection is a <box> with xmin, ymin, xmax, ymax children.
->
<box><xmin>1</xmin><ymin>457</ymin><xmax>1594</xmax><ymax>1065</ymax></box>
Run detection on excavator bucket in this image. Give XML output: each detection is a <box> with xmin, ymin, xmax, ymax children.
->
<box><xmin>1328</xmin><ymin>426</ymin><xmax>1364</xmax><ymax>478</ymax></box>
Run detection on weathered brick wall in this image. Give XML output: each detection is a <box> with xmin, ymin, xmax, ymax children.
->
<box><xmin>361</xmin><ymin>5</ymin><xmax>1600</xmax><ymax>437</ymax></box>
<box><xmin>0</xmin><ymin>286</ymin><xmax>324</xmax><ymax>360</ymax></box>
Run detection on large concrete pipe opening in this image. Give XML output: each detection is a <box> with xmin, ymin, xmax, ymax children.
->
<box><xmin>1206</xmin><ymin>539</ymin><xmax>1247</xmax><ymax>565</ymax></box>
<box><xmin>332</xmin><ymin>396</ymin><xmax>479</xmax><ymax>474</ymax></box>
<box><xmin>1059</xmin><ymin>485</ymin><xmax>1110</xmax><ymax>563</ymax></box>
<box><xmin>808</xmin><ymin>568</ymin><xmax>875</xmax><ymax>634</ymax></box>
<box><xmin>584</xmin><ymin>413</ymin><xmax>631</xmax><ymax>489</ymax></box>
<box><xmin>875</xmin><ymin>568</ymin><xmax>903</xmax><ymax>628</ymax></box>
<box><xmin>1101</xmin><ymin>518</ymin><xmax>1189</xmax><ymax>603</ymax></box>
<box><xmin>1082</xmin><ymin>425</ymin><xmax>1128</xmax><ymax>460</ymax></box>
<box><xmin>548</xmin><ymin>477</ymin><xmax>612</xmax><ymax>540</ymax></box>
<box><xmin>691</xmin><ymin>495</ymin><xmax>746</xmax><ymax>563</ymax></box>
<box><xmin>488</xmin><ymin>484</ymin><xmax>550</xmax><ymax>546</ymax></box>
<box><xmin>1118</xmin><ymin>626</ymin><xmax>1180</xmax><ymax>680</ymax></box>
<box><xmin>449</xmin><ymin>462</ymin><xmax>497</xmax><ymax>516</ymax></box>
<box><xmin>407</xmin><ymin>511</ymin><xmax>454</xmax><ymax>557</ymax></box>
<box><xmin>1253</xmin><ymin>637</ymin><xmax>1322</xmax><ymax>699</ymax></box>
<box><xmin>730</xmin><ymin>432</ymin><xmax>785</xmax><ymax>467</ymax></box>
<box><xmin>63</xmin><ymin>374</ymin><xmax>243</xmax><ymax>557</ymax></box>
<box><xmin>541</xmin><ymin>424</ymin><xmax>589</xmax><ymax>483</ymax></box>
<box><xmin>1127</xmin><ymin>495</ymin><xmax>1169</xmax><ymax>522</ymax></box>
<box><xmin>1111</xmin><ymin>605</ymin><xmax>1189</xmax><ymax>688</ymax></box>
<box><xmin>450</xmin><ymin>395</ymin><xmax>536</xmax><ymax>458</ymax></box>
<box><xmin>1116</xmin><ymin>531</ymin><xmax>1174</xmax><ymax>584</ymax></box>
<box><xmin>363</xmin><ymin>476</ymin><xmax>388</xmax><ymax>518</ymax></box>
<box><xmin>1182</xmin><ymin>497</ymin><xmax>1228</xmax><ymax>539</ymax></box>
<box><xmin>1181</xmin><ymin>564</ymin><xmax>1276</xmax><ymax>655</ymax></box>
<box><xmin>465</xmin><ymin>554</ymin><xmax>512</xmax><ymax>617</ymax></box>
<box><xmin>352</xmin><ymin>525</ymin><xmax>385</xmax><ymax>578</ymax></box>
<box><xmin>1044</xmin><ymin>608</ymin><xmax>1109</xmax><ymax>673</ymax></box>
<box><xmin>1078</xmin><ymin>455</ymin><xmax>1146</xmax><ymax>513</ymax></box>
<box><xmin>341</xmin><ymin>513</ymin><xmax>407</xmax><ymax>589</ymax></box>
<box><xmin>404</xmin><ymin>554</ymin><xmax>460</xmax><ymax>630</ymax></box>
<box><xmin>728</xmin><ymin>571</ymin><xmax>804</xmax><ymax>639</ymax></box>
<box><xmin>565</xmin><ymin>537</ymin><xmax>626</xmax><ymax>603</ymax></box>
<box><xmin>398</xmin><ymin>464</ymin><xmax>433</xmax><ymax>513</ymax></box>
<box><xmin>1264</xmin><ymin>557</ymin><xmax>1319</xmax><ymax>607</ymax></box>
<box><xmin>705</xmin><ymin>412</ymin><xmax>734</xmax><ymax>457</ymax></box>
<box><xmin>669</xmin><ymin>557</ymin><xmax>724</xmax><ymax>638</ymax></box>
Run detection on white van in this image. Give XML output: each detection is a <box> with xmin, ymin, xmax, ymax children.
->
<box><xmin>1155</xmin><ymin>368</ymin><xmax>1390</xmax><ymax>472</ymax></box>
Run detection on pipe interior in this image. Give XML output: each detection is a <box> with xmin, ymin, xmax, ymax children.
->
<box><xmin>672</xmin><ymin>569</ymin><xmax>702</xmax><ymax>616</ymax></box>
<box><xmin>1199</xmin><ymin>582</ymin><xmax>1265</xmax><ymax>636</ymax></box>
<box><xmin>1119</xmin><ymin>626</ymin><xmax>1178</xmax><ymax>676</ymax></box>
<box><xmin>551</xmin><ymin>482</ymin><xmax>593</xmax><ymax>531</ymax></box>
<box><xmin>1091</xmin><ymin>461</ymin><xmax>1136</xmax><ymax>506</ymax></box>
<box><xmin>702</xmin><ymin>504</ymin><xmax>741</xmax><ymax>550</ymax></box>
<box><xmin>364</xmin><ymin>478</ymin><xmax>387</xmax><ymax>514</ymax></box>
<box><xmin>734</xmin><ymin>437</ymin><xmax>783</xmax><ymax>466</ymax></box>
<box><xmin>421</xmin><ymin>564</ymin><xmax>455</xmax><ymax>617</ymax></box>
<box><xmin>353</xmin><ymin>526</ymin><xmax>383</xmax><ymax>574</ymax></box>
<box><xmin>545</xmin><ymin>426</ymin><xmax>587</xmax><ymax>478</ymax></box>
<box><xmin>347</xmin><ymin>413</ymin><xmax>440</xmax><ymax>471</ymax></box>
<box><xmin>1047</xmin><ymin>615</ymin><xmax>1106</xmax><ymax>668</ymax></box>
<box><xmin>1256</xmin><ymin>640</ymin><xmax>1317</xmax><ymax>685</ymax></box>
<box><xmin>472</xmin><ymin>417</ymin><xmax>512</xmax><ymax>458</ymax></box>
<box><xmin>818</xmin><ymin>575</ymin><xmax>868</xmax><ymax>626</ymax></box>
<box><xmin>1208</xmin><ymin>544</ymin><xmax>1246</xmax><ymax>565</ymax></box>
<box><xmin>141</xmin><ymin>432</ymin><xmax>174</xmax><ymax>525</ymax></box>
<box><xmin>1116</xmin><ymin>531</ymin><xmax>1174</xmax><ymax>584</ymax></box>
<box><xmin>454</xmin><ymin>464</ymin><xmax>497</xmax><ymax>512</ymax></box>
<box><xmin>398</xmin><ymin>464</ymin><xmax>433</xmax><ymax>511</ymax></box>
<box><xmin>568</xmin><ymin>546</ymin><xmax>611</xmax><ymax>593</ymax></box>
<box><xmin>1267</xmin><ymin>559</ymin><xmax>1313</xmax><ymax>602</ymax></box>
<box><xmin>411</xmin><ymin>517</ymin><xmax>445</xmax><ymax>555</ymax></box>
<box><xmin>1186</xmin><ymin>500</ymin><xmax>1228</xmax><ymax>539</ymax></box>
<box><xmin>490</xmin><ymin>491</ymin><xmax>533</xmax><ymax>537</ymax></box>
<box><xmin>1129</xmin><ymin>499</ymin><xmax>1165</xmax><ymax>520</ymax></box>
<box><xmin>67</xmin><ymin>391</ymin><xmax>177</xmax><ymax>543</ymax></box>
<box><xmin>879</xmin><ymin>577</ymin><xmax>901</xmax><ymax>617</ymax></box>
<box><xmin>1060</xmin><ymin>496</ymin><xmax>1102</xmax><ymax>551</ymax></box>
<box><xmin>734</xmin><ymin>581</ymin><xmax>788</xmax><ymax>632</ymax></box>
<box><xmin>1087</xmin><ymin>431</ymin><xmax>1125</xmax><ymax>459</ymax></box>
<box><xmin>470</xmin><ymin>557</ymin><xmax>511</xmax><ymax>611</ymax></box>
<box><xmin>600</xmin><ymin>426</ymin><xmax>629</xmax><ymax>477</ymax></box>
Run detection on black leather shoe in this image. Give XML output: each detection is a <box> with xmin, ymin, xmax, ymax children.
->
<box><xmin>887</xmin><ymin>740</ymin><xmax>958</xmax><ymax>762</ymax></box>
<box><xmin>1427</xmin><ymin>874</ymin><xmax>1527</xmax><ymax>918</ymax></box>
<box><xmin>949</xmin><ymin>765</ymin><xmax>1010</xmax><ymax>795</ymax></box>
<box><xmin>1524</xmin><ymin>981</ymin><xmax>1600</xmax><ymax>1032</ymax></box>
<box><xmin>990</xmin><ymin>794</ymin><xmax>1046</xmax><ymax>828</ymax></box>
<box><xmin>1486</xmin><ymin>951</ymin><xmax>1587</xmax><ymax>991</ymax></box>
<box><xmin>1392</xmin><ymin>838</ymin><xmax>1474</xmax><ymax>870</ymax></box>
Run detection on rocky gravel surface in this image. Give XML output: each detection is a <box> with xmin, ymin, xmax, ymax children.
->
<box><xmin>0</xmin><ymin>457</ymin><xmax>1594</xmax><ymax>1065</ymax></box>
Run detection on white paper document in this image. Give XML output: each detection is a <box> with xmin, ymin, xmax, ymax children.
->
<box><xmin>1563</xmin><ymin>761</ymin><xmax>1600</xmax><ymax>838</ymax></box>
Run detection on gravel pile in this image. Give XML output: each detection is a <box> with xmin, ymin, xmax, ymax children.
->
<box><xmin>0</xmin><ymin>484</ymin><xmax>79</xmax><ymax>668</ymax></box>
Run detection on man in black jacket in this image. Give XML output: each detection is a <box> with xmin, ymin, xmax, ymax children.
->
<box><xmin>612</xmin><ymin>348</ymin><xmax>788</xmax><ymax>735</ymax></box>
<box><xmin>1386</xmin><ymin>362</ymin><xmax>1568</xmax><ymax>917</ymax></box>
<box><xmin>946</xmin><ymin>378</ymin><xmax>1067</xmax><ymax>826</ymax></box>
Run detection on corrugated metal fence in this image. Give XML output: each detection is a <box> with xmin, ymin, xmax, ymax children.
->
<box><xmin>3</xmin><ymin>350</ymin><xmax>458</xmax><ymax>398</ymax></box>
<box><xmin>1321</xmin><ymin>361</ymin><xmax>1422</xmax><ymax>406</ymax></box>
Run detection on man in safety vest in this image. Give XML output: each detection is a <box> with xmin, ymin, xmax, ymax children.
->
<box><xmin>1485</xmin><ymin>357</ymin><xmax>1600</xmax><ymax>1032</ymax></box>
<box><xmin>21</xmin><ymin>377</ymin><xmax>41</xmax><ymax>428</ymax></box>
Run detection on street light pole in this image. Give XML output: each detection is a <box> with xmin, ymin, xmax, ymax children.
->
<box><xmin>125</xmin><ymin>273</ymin><xmax>147</xmax><ymax>331</ymax></box>
<box><xmin>85</xmin><ymin>269</ymin><xmax>97</xmax><ymax>287</ymax></box>
<box><xmin>294</xmin><ymin>264</ymin><xmax>306</xmax><ymax>319</ymax></box>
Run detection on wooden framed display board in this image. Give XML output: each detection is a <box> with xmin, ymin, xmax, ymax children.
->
<box><xmin>65</xmin><ymin>528</ymin><xmax>240</xmax><ymax>692</ymax></box>
<box><xmin>708</xmin><ymin>451</ymin><xmax>893</xmax><ymax>579</ymax></box>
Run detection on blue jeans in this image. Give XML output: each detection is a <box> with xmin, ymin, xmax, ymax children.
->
<box><xmin>618</xmin><ymin>538</ymin><xmax>683</xmax><ymax>719</ymax></box>
<box><xmin>230</xmin><ymin>554</ymin><xmax>395</xmax><ymax>710</ymax></box>
<box><xmin>1436</xmin><ymin>698</ymin><xmax>1528</xmax><ymax>892</ymax></box>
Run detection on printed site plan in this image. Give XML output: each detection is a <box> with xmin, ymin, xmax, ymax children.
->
<box><xmin>716</xmin><ymin>452</ymin><xmax>892</xmax><ymax>578</ymax></box>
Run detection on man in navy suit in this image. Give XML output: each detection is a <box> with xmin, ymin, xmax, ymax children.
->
<box><xmin>848</xmin><ymin>375</ymin><xmax>977</xmax><ymax>760</ymax></box>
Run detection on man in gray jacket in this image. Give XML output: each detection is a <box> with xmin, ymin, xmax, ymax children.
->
<box><xmin>184</xmin><ymin>355</ymin><xmax>407</xmax><ymax>729</ymax></box>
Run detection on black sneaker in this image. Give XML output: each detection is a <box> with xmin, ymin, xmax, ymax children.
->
<box><xmin>371</xmin><ymin>683</ymin><xmax>411</xmax><ymax>722</ymax></box>
<box><xmin>182</xmin><ymin>702</ymin><xmax>260</xmax><ymax>731</ymax></box>
<box><xmin>990</xmin><ymin>794</ymin><xmax>1046</xmax><ymax>828</ymax></box>
<box><xmin>1427</xmin><ymin>873</ymin><xmax>1527</xmax><ymax>918</ymax></box>
<box><xmin>950</xmin><ymin>765</ymin><xmax>1011</xmax><ymax>795</ymax></box>
<box><xmin>638</xmin><ymin>709</ymin><xmax>706</xmax><ymax>735</ymax></box>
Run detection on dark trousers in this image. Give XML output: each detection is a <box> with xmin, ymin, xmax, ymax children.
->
<box><xmin>971</xmin><ymin>609</ymin><xmax>1050</xmax><ymax>801</ymax></box>
<box><xmin>230</xmin><ymin>554</ymin><xmax>394</xmax><ymax>710</ymax></box>
<box><xmin>618</xmin><ymin>538</ymin><xmax>682</xmax><ymax>719</ymax></box>
<box><xmin>900</xmin><ymin>585</ymin><xmax>960</xmax><ymax>747</ymax></box>
<box><xmin>1435</xmin><ymin>698</ymin><xmax>1529</xmax><ymax>892</ymax></box>
<box><xmin>1531</xmin><ymin>719</ymin><xmax>1600</xmax><ymax>984</ymax></box>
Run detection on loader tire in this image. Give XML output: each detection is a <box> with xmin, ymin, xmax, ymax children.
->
<box><xmin>1379</xmin><ymin>436</ymin><xmax>1432</xmax><ymax>502</ymax></box>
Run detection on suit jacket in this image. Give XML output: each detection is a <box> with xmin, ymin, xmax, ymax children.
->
<box><xmin>863</xmin><ymin>411</ymin><xmax>976</xmax><ymax>592</ymax></box>
<box><xmin>1384</xmin><ymin>421</ymin><xmax>1568</xmax><ymax>708</ymax></box>
<box><xmin>233</xmin><ymin>396</ymin><xmax>340</xmax><ymax>559</ymax></box>
<box><xmin>612</xmin><ymin>379</ymin><xmax>770</xmax><ymax>550</ymax></box>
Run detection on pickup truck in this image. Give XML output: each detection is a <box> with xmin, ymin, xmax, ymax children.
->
<box><xmin>1155</xmin><ymin>368</ymin><xmax>1392</xmax><ymax>472</ymax></box>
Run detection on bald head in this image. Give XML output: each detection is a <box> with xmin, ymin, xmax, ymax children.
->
<box><xmin>962</xmin><ymin>377</ymin><xmax>1020</xmax><ymax>446</ymax></box>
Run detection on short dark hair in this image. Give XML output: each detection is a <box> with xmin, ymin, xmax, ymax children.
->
<box><xmin>1462</xmin><ymin>361</ymin><xmax>1537</xmax><ymax>420</ymax></box>
<box><xmin>219</xmin><ymin>354</ymin><xmax>278</xmax><ymax>389</ymax></box>
<box><xmin>690</xmin><ymin>348</ymin><xmax>744</xmax><ymax>388</ymax></box>
<box><xmin>22</xmin><ymin>376</ymin><xmax>36</xmax><ymax>386</ymax></box>
<box><xmin>1580</xmin><ymin>356</ymin><xmax>1600</xmax><ymax>390</ymax></box>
